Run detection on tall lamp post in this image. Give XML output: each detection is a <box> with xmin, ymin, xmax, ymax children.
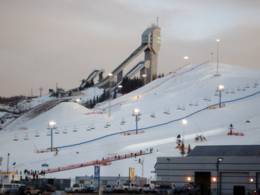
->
<box><xmin>117</xmin><ymin>85</ymin><xmax>123</xmax><ymax>95</ymax></box>
<box><xmin>132</xmin><ymin>108</ymin><xmax>141</xmax><ymax>134</ymax></box>
<box><xmin>75</xmin><ymin>98</ymin><xmax>81</xmax><ymax>104</ymax></box>
<box><xmin>108</xmin><ymin>73</ymin><xmax>113</xmax><ymax>117</ymax></box>
<box><xmin>6</xmin><ymin>153</ymin><xmax>10</xmax><ymax>174</ymax></box>
<box><xmin>142</xmin><ymin>74</ymin><xmax>147</xmax><ymax>85</ymax></box>
<box><xmin>181</xmin><ymin>119</ymin><xmax>188</xmax><ymax>140</ymax></box>
<box><xmin>118</xmin><ymin>84</ymin><xmax>123</xmax><ymax>90</ymax></box>
<box><xmin>136</xmin><ymin>158</ymin><xmax>144</xmax><ymax>187</ymax></box>
<box><xmin>217</xmin><ymin>84</ymin><xmax>225</xmax><ymax>108</ymax></box>
<box><xmin>48</xmin><ymin>120</ymin><xmax>56</xmax><ymax>151</ymax></box>
<box><xmin>184</xmin><ymin>56</ymin><xmax>190</xmax><ymax>65</ymax></box>
<box><xmin>216</xmin><ymin>157</ymin><xmax>223</xmax><ymax>195</ymax></box>
<box><xmin>215</xmin><ymin>39</ymin><xmax>221</xmax><ymax>76</ymax></box>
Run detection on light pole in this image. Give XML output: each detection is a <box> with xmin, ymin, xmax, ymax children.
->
<box><xmin>217</xmin><ymin>84</ymin><xmax>225</xmax><ymax>108</ymax></box>
<box><xmin>181</xmin><ymin>119</ymin><xmax>188</xmax><ymax>138</ymax></box>
<box><xmin>48</xmin><ymin>120</ymin><xmax>56</xmax><ymax>151</ymax></box>
<box><xmin>75</xmin><ymin>98</ymin><xmax>81</xmax><ymax>104</ymax></box>
<box><xmin>210</xmin><ymin>52</ymin><xmax>214</xmax><ymax>63</ymax></box>
<box><xmin>117</xmin><ymin>84</ymin><xmax>123</xmax><ymax>93</ymax></box>
<box><xmin>136</xmin><ymin>158</ymin><xmax>144</xmax><ymax>187</ymax></box>
<box><xmin>108</xmin><ymin>73</ymin><xmax>113</xmax><ymax>117</ymax></box>
<box><xmin>118</xmin><ymin>84</ymin><xmax>123</xmax><ymax>89</ymax></box>
<box><xmin>215</xmin><ymin>39</ymin><xmax>221</xmax><ymax>76</ymax></box>
<box><xmin>216</xmin><ymin>157</ymin><xmax>223</xmax><ymax>195</ymax></box>
<box><xmin>133</xmin><ymin>108</ymin><xmax>141</xmax><ymax>134</ymax></box>
<box><xmin>6</xmin><ymin>153</ymin><xmax>10</xmax><ymax>174</ymax></box>
<box><xmin>184</xmin><ymin>56</ymin><xmax>191</xmax><ymax>65</ymax></box>
<box><xmin>180</xmin><ymin>119</ymin><xmax>188</xmax><ymax>156</ymax></box>
<box><xmin>142</xmin><ymin>74</ymin><xmax>147</xmax><ymax>85</ymax></box>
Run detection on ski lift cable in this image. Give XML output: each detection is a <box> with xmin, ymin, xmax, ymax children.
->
<box><xmin>54</xmin><ymin>89</ymin><xmax>260</xmax><ymax>150</ymax></box>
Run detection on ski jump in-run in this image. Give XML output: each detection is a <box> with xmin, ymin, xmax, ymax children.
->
<box><xmin>43</xmin><ymin>149</ymin><xmax>153</xmax><ymax>174</ymax></box>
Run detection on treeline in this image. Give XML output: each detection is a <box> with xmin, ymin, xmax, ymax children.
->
<box><xmin>84</xmin><ymin>77</ymin><xmax>145</xmax><ymax>108</ymax></box>
<box><xmin>0</xmin><ymin>96</ymin><xmax>26</xmax><ymax>106</ymax></box>
<box><xmin>84</xmin><ymin>90</ymin><xmax>110</xmax><ymax>108</ymax></box>
<box><xmin>121</xmin><ymin>77</ymin><xmax>144</xmax><ymax>94</ymax></box>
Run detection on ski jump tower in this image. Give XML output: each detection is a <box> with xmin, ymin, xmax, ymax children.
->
<box><xmin>85</xmin><ymin>24</ymin><xmax>161</xmax><ymax>89</ymax></box>
<box><xmin>141</xmin><ymin>24</ymin><xmax>161</xmax><ymax>83</ymax></box>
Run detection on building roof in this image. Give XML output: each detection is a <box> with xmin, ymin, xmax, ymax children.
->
<box><xmin>188</xmin><ymin>145</ymin><xmax>260</xmax><ymax>157</ymax></box>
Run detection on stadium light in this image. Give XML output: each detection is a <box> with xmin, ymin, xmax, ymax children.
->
<box><xmin>215</xmin><ymin>39</ymin><xmax>221</xmax><ymax>76</ymax></box>
<box><xmin>108</xmin><ymin>73</ymin><xmax>113</xmax><ymax>117</ymax></box>
<box><xmin>184</xmin><ymin>56</ymin><xmax>189</xmax><ymax>60</ymax></box>
<box><xmin>48</xmin><ymin>120</ymin><xmax>56</xmax><ymax>151</ymax></box>
<box><xmin>182</xmin><ymin>119</ymin><xmax>188</xmax><ymax>126</ymax></box>
<box><xmin>217</xmin><ymin>85</ymin><xmax>225</xmax><ymax>108</ymax></box>
<box><xmin>216</xmin><ymin>157</ymin><xmax>224</xmax><ymax>195</ymax></box>
<box><xmin>133</xmin><ymin>108</ymin><xmax>141</xmax><ymax>134</ymax></box>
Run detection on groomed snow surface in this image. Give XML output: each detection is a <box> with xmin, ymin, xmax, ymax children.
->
<box><xmin>0</xmin><ymin>63</ymin><xmax>260</xmax><ymax>180</ymax></box>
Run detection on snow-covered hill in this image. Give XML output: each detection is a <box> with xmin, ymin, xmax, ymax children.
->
<box><xmin>0</xmin><ymin>63</ymin><xmax>260</xmax><ymax>180</ymax></box>
<box><xmin>0</xmin><ymin>111</ymin><xmax>6</xmax><ymax>118</ymax></box>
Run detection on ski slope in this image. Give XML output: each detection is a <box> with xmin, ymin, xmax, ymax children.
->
<box><xmin>0</xmin><ymin>63</ymin><xmax>260</xmax><ymax>179</ymax></box>
<box><xmin>0</xmin><ymin>112</ymin><xmax>6</xmax><ymax>118</ymax></box>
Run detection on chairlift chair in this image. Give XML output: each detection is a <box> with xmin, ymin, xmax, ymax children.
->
<box><xmin>13</xmin><ymin>134</ymin><xmax>19</xmax><ymax>141</ymax></box>
<box><xmin>62</xmin><ymin>129</ymin><xmax>68</xmax><ymax>134</ymax></box>
<box><xmin>24</xmin><ymin>133</ymin><xmax>29</xmax><ymax>141</ymax></box>
<box><xmin>150</xmin><ymin>113</ymin><xmax>156</xmax><ymax>118</ymax></box>
<box><xmin>35</xmin><ymin>131</ymin><xmax>40</xmax><ymax>137</ymax></box>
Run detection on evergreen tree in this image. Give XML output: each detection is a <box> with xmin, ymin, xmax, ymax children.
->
<box><xmin>187</xmin><ymin>144</ymin><xmax>192</xmax><ymax>154</ymax></box>
<box><xmin>180</xmin><ymin>141</ymin><xmax>186</xmax><ymax>156</ymax></box>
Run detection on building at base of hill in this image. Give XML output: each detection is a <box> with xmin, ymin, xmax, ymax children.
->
<box><xmin>155</xmin><ymin>145</ymin><xmax>260</xmax><ymax>195</ymax></box>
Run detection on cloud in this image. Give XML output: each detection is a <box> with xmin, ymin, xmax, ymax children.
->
<box><xmin>114</xmin><ymin>0</ymin><xmax>260</xmax><ymax>40</ymax></box>
<box><xmin>0</xmin><ymin>0</ymin><xmax>260</xmax><ymax>96</ymax></box>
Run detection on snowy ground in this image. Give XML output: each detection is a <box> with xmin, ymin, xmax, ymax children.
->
<box><xmin>0</xmin><ymin>63</ymin><xmax>260</xmax><ymax>180</ymax></box>
<box><xmin>0</xmin><ymin>112</ymin><xmax>6</xmax><ymax>118</ymax></box>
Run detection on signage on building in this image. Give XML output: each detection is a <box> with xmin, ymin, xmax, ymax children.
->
<box><xmin>129</xmin><ymin>167</ymin><xmax>136</xmax><ymax>182</ymax></box>
<box><xmin>94</xmin><ymin>165</ymin><xmax>100</xmax><ymax>180</ymax></box>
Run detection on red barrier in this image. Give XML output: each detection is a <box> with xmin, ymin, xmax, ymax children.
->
<box><xmin>44</xmin><ymin>150</ymin><xmax>152</xmax><ymax>174</ymax></box>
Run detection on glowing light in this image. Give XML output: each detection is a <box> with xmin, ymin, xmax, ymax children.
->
<box><xmin>133</xmin><ymin>95</ymin><xmax>141</xmax><ymax>100</ymax></box>
<box><xmin>216</xmin><ymin>38</ymin><xmax>221</xmax><ymax>42</ymax></box>
<box><xmin>212</xmin><ymin>177</ymin><xmax>217</xmax><ymax>183</ymax></box>
<box><xmin>249</xmin><ymin>178</ymin><xmax>254</xmax><ymax>183</ymax></box>
<box><xmin>142</xmin><ymin>74</ymin><xmax>147</xmax><ymax>78</ymax></box>
<box><xmin>133</xmin><ymin>108</ymin><xmax>140</xmax><ymax>115</ymax></box>
<box><xmin>182</xmin><ymin>119</ymin><xmax>188</xmax><ymax>125</ymax></box>
<box><xmin>48</xmin><ymin>121</ymin><xmax>56</xmax><ymax>128</ymax></box>
<box><xmin>186</xmin><ymin>176</ymin><xmax>192</xmax><ymax>182</ymax></box>
<box><xmin>218</xmin><ymin>84</ymin><xmax>225</xmax><ymax>91</ymax></box>
<box><xmin>184</xmin><ymin>56</ymin><xmax>189</xmax><ymax>60</ymax></box>
<box><xmin>108</xmin><ymin>73</ymin><xmax>113</xmax><ymax>77</ymax></box>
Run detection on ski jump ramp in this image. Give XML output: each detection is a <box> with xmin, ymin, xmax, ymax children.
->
<box><xmin>83</xmin><ymin>25</ymin><xmax>161</xmax><ymax>89</ymax></box>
